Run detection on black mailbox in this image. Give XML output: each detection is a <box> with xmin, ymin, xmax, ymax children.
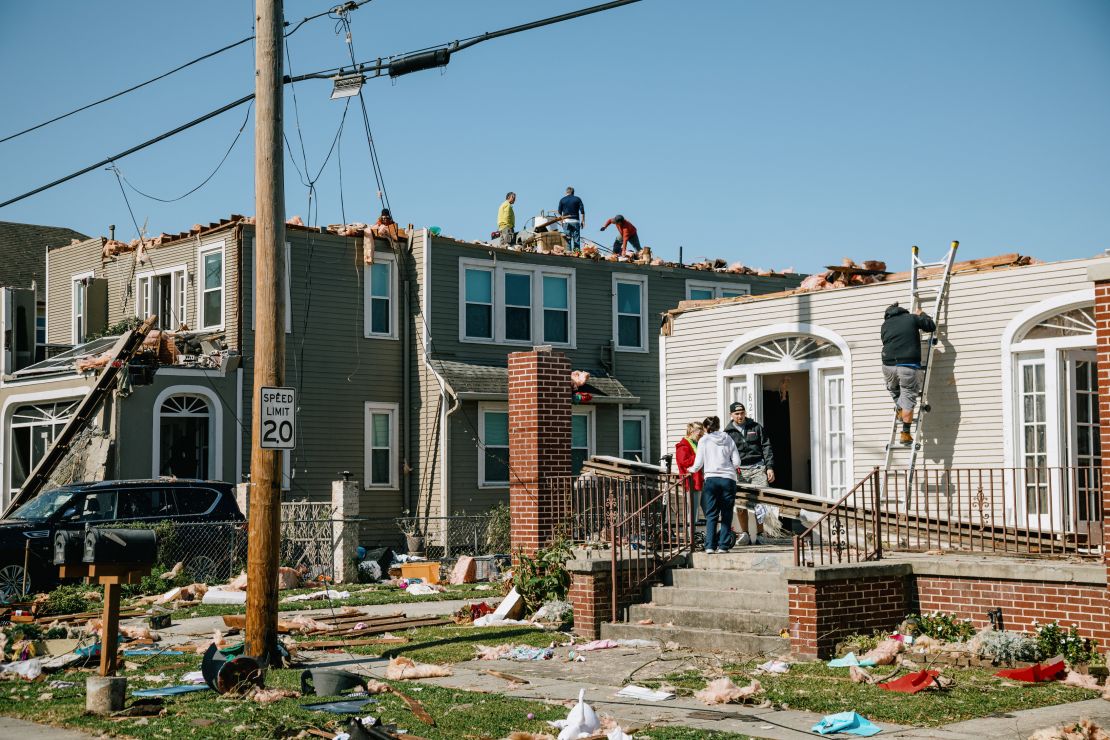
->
<box><xmin>53</xmin><ymin>530</ymin><xmax>86</xmax><ymax>566</ymax></box>
<box><xmin>82</xmin><ymin>528</ymin><xmax>158</xmax><ymax>564</ymax></box>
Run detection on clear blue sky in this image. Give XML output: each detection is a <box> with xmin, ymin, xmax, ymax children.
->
<box><xmin>1</xmin><ymin>0</ymin><xmax>1108</xmax><ymax>273</ymax></box>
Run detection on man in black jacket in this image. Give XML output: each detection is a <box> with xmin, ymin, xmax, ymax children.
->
<box><xmin>724</xmin><ymin>402</ymin><xmax>775</xmax><ymax>486</ymax></box>
<box><xmin>881</xmin><ymin>303</ymin><xmax>937</xmax><ymax>445</ymax></box>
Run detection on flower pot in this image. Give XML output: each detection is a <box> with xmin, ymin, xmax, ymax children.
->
<box><xmin>405</xmin><ymin>534</ymin><xmax>425</xmax><ymax>556</ymax></box>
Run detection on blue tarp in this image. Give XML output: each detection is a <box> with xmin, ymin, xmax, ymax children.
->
<box><xmin>811</xmin><ymin>711</ymin><xmax>882</xmax><ymax>737</ymax></box>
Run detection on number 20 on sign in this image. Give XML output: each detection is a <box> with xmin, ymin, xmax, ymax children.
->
<box><xmin>259</xmin><ymin>386</ymin><xmax>296</xmax><ymax>450</ymax></box>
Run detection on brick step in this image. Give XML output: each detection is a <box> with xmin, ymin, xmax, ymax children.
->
<box><xmin>687</xmin><ymin>550</ymin><xmax>793</xmax><ymax>572</ymax></box>
<box><xmin>600</xmin><ymin>621</ymin><xmax>790</xmax><ymax>656</ymax></box>
<box><xmin>650</xmin><ymin>585</ymin><xmax>788</xmax><ymax>611</ymax></box>
<box><xmin>628</xmin><ymin>603</ymin><xmax>789</xmax><ymax>634</ymax></box>
<box><xmin>668</xmin><ymin>568</ymin><xmax>785</xmax><ymax>593</ymax></box>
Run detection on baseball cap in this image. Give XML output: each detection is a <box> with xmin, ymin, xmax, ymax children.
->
<box><xmin>729</xmin><ymin>402</ymin><xmax>745</xmax><ymax>412</ymax></box>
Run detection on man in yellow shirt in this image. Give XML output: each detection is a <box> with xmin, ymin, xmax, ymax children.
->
<box><xmin>497</xmin><ymin>192</ymin><xmax>516</xmax><ymax>247</ymax></box>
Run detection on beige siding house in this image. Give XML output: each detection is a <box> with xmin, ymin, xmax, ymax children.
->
<box><xmin>662</xmin><ymin>253</ymin><xmax>1106</xmax><ymax>528</ymax></box>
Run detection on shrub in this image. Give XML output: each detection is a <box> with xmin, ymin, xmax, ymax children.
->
<box><xmin>485</xmin><ymin>503</ymin><xmax>511</xmax><ymax>554</ymax></box>
<box><xmin>909</xmin><ymin>611</ymin><xmax>976</xmax><ymax>643</ymax></box>
<box><xmin>977</xmin><ymin>630</ymin><xmax>1038</xmax><ymax>664</ymax></box>
<box><xmin>1033</xmin><ymin>621</ymin><xmax>1100</xmax><ymax>665</ymax></box>
<box><xmin>512</xmin><ymin>538</ymin><xmax>572</xmax><ymax>614</ymax></box>
<box><xmin>39</xmin><ymin>584</ymin><xmax>98</xmax><ymax>616</ymax></box>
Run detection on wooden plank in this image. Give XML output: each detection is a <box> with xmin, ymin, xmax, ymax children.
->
<box><xmin>296</xmin><ymin>636</ymin><xmax>409</xmax><ymax>649</ymax></box>
<box><xmin>323</xmin><ymin>616</ymin><xmax>451</xmax><ymax>637</ymax></box>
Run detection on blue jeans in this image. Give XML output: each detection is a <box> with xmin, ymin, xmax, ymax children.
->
<box><xmin>562</xmin><ymin>220</ymin><xmax>581</xmax><ymax>251</ymax></box>
<box><xmin>701</xmin><ymin>477</ymin><xmax>737</xmax><ymax>551</ymax></box>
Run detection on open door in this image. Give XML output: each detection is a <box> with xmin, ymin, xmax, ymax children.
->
<box><xmin>1065</xmin><ymin>350</ymin><xmax>1102</xmax><ymax>547</ymax></box>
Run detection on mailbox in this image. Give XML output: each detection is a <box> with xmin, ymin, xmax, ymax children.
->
<box><xmin>53</xmin><ymin>530</ymin><xmax>86</xmax><ymax>566</ymax></box>
<box><xmin>82</xmin><ymin>528</ymin><xmax>158</xmax><ymax>564</ymax></box>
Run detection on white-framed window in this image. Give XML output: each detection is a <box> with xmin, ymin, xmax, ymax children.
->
<box><xmin>823</xmin><ymin>372</ymin><xmax>848</xmax><ymax>498</ymax></box>
<box><xmin>9</xmin><ymin>400</ymin><xmax>79</xmax><ymax>493</ymax></box>
<box><xmin>71</xmin><ymin>272</ymin><xmax>92</xmax><ymax>343</ymax></box>
<box><xmin>686</xmin><ymin>280</ymin><xmax>751</xmax><ymax>301</ymax></box>
<box><xmin>571</xmin><ymin>407</ymin><xmax>595</xmax><ymax>476</ymax></box>
<box><xmin>364</xmin><ymin>252</ymin><xmax>398</xmax><ymax>339</ymax></box>
<box><xmin>619</xmin><ymin>408</ymin><xmax>650</xmax><ymax>462</ymax></box>
<box><xmin>136</xmin><ymin>264</ymin><xmax>187</xmax><ymax>331</ymax></box>
<box><xmin>198</xmin><ymin>244</ymin><xmax>225</xmax><ymax>330</ymax></box>
<box><xmin>249</xmin><ymin>242</ymin><xmax>293</xmax><ymax>334</ymax></box>
<box><xmin>613</xmin><ymin>274</ymin><xmax>648</xmax><ymax>352</ymax></box>
<box><xmin>364</xmin><ymin>402</ymin><xmax>399</xmax><ymax>489</ymax></box>
<box><xmin>1017</xmin><ymin>354</ymin><xmax>1049</xmax><ymax>514</ymax></box>
<box><xmin>478</xmin><ymin>402</ymin><xmax>510</xmax><ymax>488</ymax></box>
<box><xmin>458</xmin><ymin>258</ymin><xmax>575</xmax><ymax>347</ymax></box>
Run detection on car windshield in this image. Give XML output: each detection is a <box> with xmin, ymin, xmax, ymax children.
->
<box><xmin>10</xmin><ymin>489</ymin><xmax>78</xmax><ymax>520</ymax></box>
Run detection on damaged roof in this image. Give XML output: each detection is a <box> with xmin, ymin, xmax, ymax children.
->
<box><xmin>430</xmin><ymin>359</ymin><xmax>639</xmax><ymax>404</ymax></box>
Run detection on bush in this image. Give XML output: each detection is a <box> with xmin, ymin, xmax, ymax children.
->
<box><xmin>512</xmin><ymin>538</ymin><xmax>572</xmax><ymax>614</ymax></box>
<box><xmin>39</xmin><ymin>584</ymin><xmax>98</xmax><ymax>616</ymax></box>
<box><xmin>1033</xmin><ymin>621</ymin><xmax>1101</xmax><ymax>665</ymax></box>
<box><xmin>122</xmin><ymin>564</ymin><xmax>192</xmax><ymax>598</ymax></box>
<box><xmin>485</xmin><ymin>503</ymin><xmax>511</xmax><ymax>554</ymax></box>
<box><xmin>977</xmin><ymin>630</ymin><xmax>1038</xmax><ymax>664</ymax></box>
<box><xmin>909</xmin><ymin>611</ymin><xmax>976</xmax><ymax>643</ymax></box>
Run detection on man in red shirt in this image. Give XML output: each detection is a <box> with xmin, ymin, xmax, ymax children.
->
<box><xmin>600</xmin><ymin>215</ymin><xmax>641</xmax><ymax>256</ymax></box>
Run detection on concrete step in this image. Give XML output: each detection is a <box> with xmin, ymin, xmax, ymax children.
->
<box><xmin>688</xmin><ymin>550</ymin><xmax>793</xmax><ymax>572</ymax></box>
<box><xmin>600</xmin><ymin>621</ymin><xmax>790</xmax><ymax>656</ymax></box>
<box><xmin>628</xmin><ymin>603</ymin><xmax>789</xmax><ymax>634</ymax></box>
<box><xmin>650</xmin><ymin>585</ymin><xmax>788</xmax><ymax>611</ymax></box>
<box><xmin>668</xmin><ymin>568</ymin><xmax>785</xmax><ymax>593</ymax></box>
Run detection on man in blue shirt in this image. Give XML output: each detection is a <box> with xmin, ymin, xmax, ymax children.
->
<box><xmin>557</xmin><ymin>187</ymin><xmax>585</xmax><ymax>251</ymax></box>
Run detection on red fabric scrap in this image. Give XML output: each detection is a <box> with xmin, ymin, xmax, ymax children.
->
<box><xmin>879</xmin><ymin>669</ymin><xmax>940</xmax><ymax>694</ymax></box>
<box><xmin>994</xmin><ymin>660</ymin><xmax>1066</xmax><ymax>683</ymax></box>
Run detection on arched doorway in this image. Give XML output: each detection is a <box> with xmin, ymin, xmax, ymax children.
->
<box><xmin>157</xmin><ymin>394</ymin><xmax>212</xmax><ymax>479</ymax></box>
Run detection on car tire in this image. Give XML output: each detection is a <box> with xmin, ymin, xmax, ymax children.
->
<box><xmin>0</xmin><ymin>564</ymin><xmax>29</xmax><ymax>599</ymax></box>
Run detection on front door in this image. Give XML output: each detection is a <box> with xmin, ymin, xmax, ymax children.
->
<box><xmin>1065</xmin><ymin>351</ymin><xmax>1102</xmax><ymax>546</ymax></box>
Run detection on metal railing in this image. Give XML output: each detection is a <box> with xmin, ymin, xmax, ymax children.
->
<box><xmin>794</xmin><ymin>466</ymin><xmax>1105</xmax><ymax>566</ymax></box>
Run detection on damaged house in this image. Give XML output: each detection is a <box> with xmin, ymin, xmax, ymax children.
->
<box><xmin>0</xmin><ymin>215</ymin><xmax>803</xmax><ymax>546</ymax></box>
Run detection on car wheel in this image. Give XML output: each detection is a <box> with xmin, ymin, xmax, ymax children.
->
<box><xmin>0</xmin><ymin>564</ymin><xmax>29</xmax><ymax>599</ymax></box>
<box><xmin>185</xmin><ymin>555</ymin><xmax>220</xmax><ymax>584</ymax></box>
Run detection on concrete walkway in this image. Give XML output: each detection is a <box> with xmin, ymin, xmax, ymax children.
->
<box><xmin>0</xmin><ymin>717</ymin><xmax>97</xmax><ymax>738</ymax></box>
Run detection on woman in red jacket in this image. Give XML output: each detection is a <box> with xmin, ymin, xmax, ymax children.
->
<box><xmin>675</xmin><ymin>421</ymin><xmax>705</xmax><ymax>501</ymax></box>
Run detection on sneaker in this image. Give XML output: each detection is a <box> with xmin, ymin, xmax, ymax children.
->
<box><xmin>899</xmin><ymin>431</ymin><xmax>913</xmax><ymax>446</ymax></box>
<box><xmin>704</xmin><ymin>548</ymin><xmax>717</xmax><ymax>554</ymax></box>
<box><xmin>735</xmin><ymin>532</ymin><xmax>752</xmax><ymax>546</ymax></box>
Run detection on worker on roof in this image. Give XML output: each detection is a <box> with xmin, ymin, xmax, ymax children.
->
<box><xmin>881</xmin><ymin>303</ymin><xmax>937</xmax><ymax>445</ymax></box>
<box><xmin>372</xmin><ymin>208</ymin><xmax>401</xmax><ymax>242</ymax></box>
<box><xmin>558</xmin><ymin>187</ymin><xmax>585</xmax><ymax>251</ymax></box>
<box><xmin>599</xmin><ymin>214</ymin><xmax>640</xmax><ymax>256</ymax></box>
<box><xmin>497</xmin><ymin>192</ymin><xmax>516</xmax><ymax>248</ymax></box>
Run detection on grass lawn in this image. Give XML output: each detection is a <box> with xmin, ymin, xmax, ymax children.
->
<box><xmin>159</xmin><ymin>583</ymin><xmax>497</xmax><ymax>620</ymax></box>
<box><xmin>297</xmin><ymin>623</ymin><xmax>564</xmax><ymax>664</ymax></box>
<box><xmin>0</xmin><ymin>654</ymin><xmax>755</xmax><ymax>740</ymax></box>
<box><xmin>639</xmin><ymin>660</ymin><xmax>1098</xmax><ymax>727</ymax></box>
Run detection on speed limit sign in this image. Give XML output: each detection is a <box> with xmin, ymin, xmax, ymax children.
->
<box><xmin>259</xmin><ymin>386</ymin><xmax>296</xmax><ymax>450</ymax></box>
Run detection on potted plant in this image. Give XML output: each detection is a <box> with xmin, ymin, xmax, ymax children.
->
<box><xmin>398</xmin><ymin>515</ymin><xmax>425</xmax><ymax>556</ymax></box>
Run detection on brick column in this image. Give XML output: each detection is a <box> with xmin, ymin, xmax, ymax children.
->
<box><xmin>1091</xmin><ymin>266</ymin><xmax>1110</xmax><ymax>581</ymax></box>
<box><xmin>508</xmin><ymin>346</ymin><xmax>572</xmax><ymax>556</ymax></box>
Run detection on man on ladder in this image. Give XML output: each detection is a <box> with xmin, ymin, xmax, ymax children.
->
<box><xmin>881</xmin><ymin>303</ymin><xmax>937</xmax><ymax>446</ymax></box>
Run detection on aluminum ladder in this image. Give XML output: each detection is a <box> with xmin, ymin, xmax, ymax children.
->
<box><xmin>882</xmin><ymin>241</ymin><xmax>959</xmax><ymax>480</ymax></box>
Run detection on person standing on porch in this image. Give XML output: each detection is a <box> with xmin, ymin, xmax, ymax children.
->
<box><xmin>724</xmin><ymin>401</ymin><xmax>775</xmax><ymax>545</ymax></box>
<box><xmin>688</xmin><ymin>416</ymin><xmax>740</xmax><ymax>554</ymax></box>
<box><xmin>881</xmin><ymin>303</ymin><xmax>937</xmax><ymax>445</ymax></box>
<box><xmin>676</xmin><ymin>421</ymin><xmax>705</xmax><ymax>515</ymax></box>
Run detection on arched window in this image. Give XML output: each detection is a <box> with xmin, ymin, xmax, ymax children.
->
<box><xmin>158</xmin><ymin>394</ymin><xmax>211</xmax><ymax>479</ymax></box>
<box><xmin>1016</xmin><ymin>305</ymin><xmax>1095</xmax><ymax>341</ymax></box>
<box><xmin>733</xmin><ymin>335</ymin><xmax>842</xmax><ymax>365</ymax></box>
<box><xmin>9</xmin><ymin>401</ymin><xmax>79</xmax><ymax>491</ymax></box>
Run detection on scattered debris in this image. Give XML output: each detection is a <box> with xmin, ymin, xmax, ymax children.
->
<box><xmin>449</xmin><ymin>556</ymin><xmax>477</xmax><ymax>585</ymax></box>
<box><xmin>755</xmin><ymin>659</ymin><xmax>790</xmax><ymax>674</ymax></box>
<box><xmin>811</xmin><ymin>711</ymin><xmax>882</xmax><ymax>736</ymax></box>
<box><xmin>616</xmin><ymin>685</ymin><xmax>674</xmax><ymax>702</ymax></box>
<box><xmin>302</xmin><ymin>698</ymin><xmax>375</xmax><ymax>714</ymax></box>
<box><xmin>860</xmin><ymin>639</ymin><xmax>903</xmax><ymax>666</ymax></box>
<box><xmin>385</xmin><ymin>656</ymin><xmax>452</xmax><ymax>680</ymax></box>
<box><xmin>1063</xmin><ymin>672</ymin><xmax>1103</xmax><ymax>691</ymax></box>
<box><xmin>879</xmin><ymin>669</ymin><xmax>941</xmax><ymax>694</ymax></box>
<box><xmin>549</xmin><ymin>689</ymin><xmax>600</xmax><ymax>740</ymax></box>
<box><xmin>1028</xmin><ymin>719</ymin><xmax>1110</xmax><ymax>740</ymax></box>
<box><xmin>482</xmin><ymin>669</ymin><xmax>529</xmax><ymax>685</ymax></box>
<box><xmin>0</xmin><ymin>658</ymin><xmax>42</xmax><ymax>680</ymax></box>
<box><xmin>693</xmin><ymin>678</ymin><xmax>762</xmax><ymax>705</ymax></box>
<box><xmin>131</xmin><ymin>685</ymin><xmax>209</xmax><ymax>697</ymax></box>
<box><xmin>282</xmin><ymin>590</ymin><xmax>351</xmax><ymax>603</ymax></box>
<box><xmin>828</xmin><ymin>652</ymin><xmax>877</xmax><ymax>668</ymax></box>
<box><xmin>995</xmin><ymin>660</ymin><xmax>1067</xmax><ymax>683</ymax></box>
<box><xmin>246</xmin><ymin>686</ymin><xmax>301</xmax><ymax>704</ymax></box>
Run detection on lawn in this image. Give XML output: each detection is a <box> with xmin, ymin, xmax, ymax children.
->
<box><xmin>639</xmin><ymin>660</ymin><xmax>1098</xmax><ymax>727</ymax></box>
<box><xmin>296</xmin><ymin>623</ymin><xmax>563</xmax><ymax>664</ymax></box>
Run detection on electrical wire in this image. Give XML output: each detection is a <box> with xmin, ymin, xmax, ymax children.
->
<box><xmin>336</xmin><ymin>8</ymin><xmax>390</xmax><ymax>212</ymax></box>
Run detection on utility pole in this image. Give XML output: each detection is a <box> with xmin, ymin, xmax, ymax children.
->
<box><xmin>246</xmin><ymin>0</ymin><xmax>285</xmax><ymax>664</ymax></box>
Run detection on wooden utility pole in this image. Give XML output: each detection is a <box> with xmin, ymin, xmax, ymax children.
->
<box><xmin>246</xmin><ymin>0</ymin><xmax>285</xmax><ymax>664</ymax></box>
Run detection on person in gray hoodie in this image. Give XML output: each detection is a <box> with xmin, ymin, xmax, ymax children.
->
<box><xmin>688</xmin><ymin>415</ymin><xmax>741</xmax><ymax>553</ymax></box>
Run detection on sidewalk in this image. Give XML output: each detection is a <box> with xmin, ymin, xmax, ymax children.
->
<box><xmin>0</xmin><ymin>717</ymin><xmax>96</xmax><ymax>738</ymax></box>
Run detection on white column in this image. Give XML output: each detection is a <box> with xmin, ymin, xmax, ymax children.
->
<box><xmin>331</xmin><ymin>478</ymin><xmax>360</xmax><ymax>583</ymax></box>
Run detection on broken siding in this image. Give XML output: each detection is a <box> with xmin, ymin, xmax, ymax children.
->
<box><xmin>664</xmin><ymin>256</ymin><xmax>1102</xmax><ymax>490</ymax></box>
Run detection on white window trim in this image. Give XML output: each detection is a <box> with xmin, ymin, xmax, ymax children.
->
<box><xmin>71</xmin><ymin>271</ymin><xmax>93</xmax><ymax>344</ymax></box>
<box><xmin>685</xmin><ymin>279</ymin><xmax>751</xmax><ymax>301</ymax></box>
<box><xmin>249</xmin><ymin>242</ymin><xmax>293</xmax><ymax>334</ymax></box>
<box><xmin>1</xmin><ymin>387</ymin><xmax>87</xmax><ymax>505</ymax></box>
<box><xmin>478</xmin><ymin>402</ymin><xmax>510</xmax><ymax>489</ymax></box>
<box><xmin>619</xmin><ymin>408</ymin><xmax>651</xmax><ymax>463</ymax></box>
<box><xmin>134</xmin><ymin>262</ymin><xmax>188</xmax><ymax>328</ymax></box>
<box><xmin>196</xmin><ymin>239</ymin><xmax>226</xmax><ymax>331</ymax></box>
<box><xmin>363</xmin><ymin>251</ymin><xmax>399</xmax><ymax>340</ymax></box>
<box><xmin>612</xmin><ymin>274</ymin><xmax>649</xmax><ymax>353</ymax></box>
<box><xmin>150</xmin><ymin>385</ymin><xmax>223</xmax><ymax>480</ymax></box>
<box><xmin>458</xmin><ymin>257</ymin><xmax>577</xmax><ymax>349</ymax></box>
<box><xmin>572</xmin><ymin>406</ymin><xmax>596</xmax><ymax>471</ymax></box>
<box><xmin>364</xmin><ymin>401</ymin><xmax>399</xmax><ymax>490</ymax></box>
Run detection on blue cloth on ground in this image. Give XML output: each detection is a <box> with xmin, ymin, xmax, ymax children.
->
<box><xmin>123</xmin><ymin>648</ymin><xmax>184</xmax><ymax>656</ymax></box>
<box><xmin>811</xmin><ymin>711</ymin><xmax>882</xmax><ymax>736</ymax></box>
<box><xmin>827</xmin><ymin>652</ymin><xmax>877</xmax><ymax>668</ymax></box>
<box><xmin>133</xmin><ymin>685</ymin><xmax>210</xmax><ymax>697</ymax></box>
<box><xmin>303</xmin><ymin>698</ymin><xmax>375</xmax><ymax>713</ymax></box>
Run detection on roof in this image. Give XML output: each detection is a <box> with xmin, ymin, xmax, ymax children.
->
<box><xmin>429</xmin><ymin>359</ymin><xmax>639</xmax><ymax>404</ymax></box>
<box><xmin>0</xmin><ymin>221</ymin><xmax>89</xmax><ymax>302</ymax></box>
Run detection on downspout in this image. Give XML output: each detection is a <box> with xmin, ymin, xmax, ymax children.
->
<box><xmin>403</xmin><ymin>278</ymin><xmax>412</xmax><ymax>515</ymax></box>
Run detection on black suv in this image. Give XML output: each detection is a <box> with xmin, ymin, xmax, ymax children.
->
<box><xmin>0</xmin><ymin>479</ymin><xmax>245</xmax><ymax>598</ymax></box>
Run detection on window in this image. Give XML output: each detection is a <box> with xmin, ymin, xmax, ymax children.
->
<box><xmin>543</xmin><ymin>275</ymin><xmax>570</xmax><ymax>344</ymax></box>
<box><xmin>613</xmin><ymin>275</ymin><xmax>648</xmax><ymax>351</ymax></box>
<box><xmin>158</xmin><ymin>394</ymin><xmax>211</xmax><ymax>479</ymax></box>
<box><xmin>199</xmin><ymin>247</ymin><xmax>224</xmax><ymax>329</ymax></box>
<box><xmin>686</xmin><ymin>281</ymin><xmax>751</xmax><ymax>301</ymax></box>
<box><xmin>1018</xmin><ymin>357</ymin><xmax>1048</xmax><ymax>514</ymax></box>
<box><xmin>620</xmin><ymin>409</ymin><xmax>650</xmax><ymax>462</ymax></box>
<box><xmin>571</xmin><ymin>408</ymin><xmax>595</xmax><ymax>476</ymax></box>
<box><xmin>75</xmin><ymin>491</ymin><xmax>117</xmax><ymax>522</ymax></box>
<box><xmin>464</xmin><ymin>267</ymin><xmax>494</xmax><ymax>340</ymax></box>
<box><xmin>735</xmin><ymin>335</ymin><xmax>841</xmax><ymax>365</ymax></box>
<box><xmin>479</xmin><ymin>404</ymin><xmax>510</xmax><ymax>487</ymax></box>
<box><xmin>71</xmin><ymin>274</ymin><xmax>91</xmax><ymax>343</ymax></box>
<box><xmin>459</xmin><ymin>259</ymin><xmax>575</xmax><ymax>347</ymax></box>
<box><xmin>35</xmin><ymin>315</ymin><xmax>45</xmax><ymax>346</ymax></box>
<box><xmin>364</xmin><ymin>252</ymin><xmax>398</xmax><ymax>339</ymax></box>
<box><xmin>364</xmin><ymin>402</ymin><xmax>399</xmax><ymax>489</ymax></box>
<box><xmin>174</xmin><ymin>488</ymin><xmax>218</xmax><ymax>515</ymax></box>
<box><xmin>9</xmin><ymin>401</ymin><xmax>79</xmax><ymax>492</ymax></box>
<box><xmin>824</xmin><ymin>373</ymin><xmax>848</xmax><ymax>498</ymax></box>
<box><xmin>117</xmin><ymin>489</ymin><xmax>177</xmax><ymax>520</ymax></box>
<box><xmin>136</xmin><ymin>265</ymin><xmax>187</xmax><ymax>330</ymax></box>
<box><xmin>504</xmin><ymin>271</ymin><xmax>532</xmax><ymax>342</ymax></box>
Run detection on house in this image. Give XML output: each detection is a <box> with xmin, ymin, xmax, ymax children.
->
<box><xmin>660</xmin><ymin>250</ymin><xmax>1106</xmax><ymax>532</ymax></box>
<box><xmin>0</xmin><ymin>214</ymin><xmax>802</xmax><ymax>545</ymax></box>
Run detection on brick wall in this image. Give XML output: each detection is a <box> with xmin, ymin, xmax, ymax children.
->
<box><xmin>1094</xmin><ymin>278</ymin><xmax>1110</xmax><ymax>574</ymax></box>
<box><xmin>569</xmin><ymin>570</ymin><xmax>610</xmax><ymax>639</ymax></box>
<box><xmin>789</xmin><ymin>576</ymin><xmax>908</xmax><ymax>658</ymax></box>
<box><xmin>508</xmin><ymin>347</ymin><xmax>571</xmax><ymax>556</ymax></box>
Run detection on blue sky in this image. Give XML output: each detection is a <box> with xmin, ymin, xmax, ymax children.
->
<box><xmin>1</xmin><ymin>0</ymin><xmax>1108</xmax><ymax>273</ymax></box>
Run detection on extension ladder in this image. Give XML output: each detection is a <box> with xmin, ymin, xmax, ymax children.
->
<box><xmin>882</xmin><ymin>241</ymin><xmax>959</xmax><ymax>479</ymax></box>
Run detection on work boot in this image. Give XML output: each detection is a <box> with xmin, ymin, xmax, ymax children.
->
<box><xmin>899</xmin><ymin>431</ymin><xmax>913</xmax><ymax>446</ymax></box>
